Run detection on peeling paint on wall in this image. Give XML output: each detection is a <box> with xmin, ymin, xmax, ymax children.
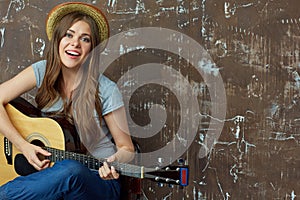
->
<box><xmin>0</xmin><ymin>27</ymin><xmax>5</xmax><ymax>48</ymax></box>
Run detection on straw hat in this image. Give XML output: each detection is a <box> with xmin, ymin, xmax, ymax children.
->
<box><xmin>46</xmin><ymin>2</ymin><xmax>109</xmax><ymax>42</ymax></box>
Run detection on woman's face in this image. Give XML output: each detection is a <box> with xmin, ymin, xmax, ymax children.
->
<box><xmin>59</xmin><ymin>20</ymin><xmax>92</xmax><ymax>70</ymax></box>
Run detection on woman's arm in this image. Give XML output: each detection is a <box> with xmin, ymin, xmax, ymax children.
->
<box><xmin>0</xmin><ymin>66</ymin><xmax>51</xmax><ymax>171</ymax></box>
<box><xmin>99</xmin><ymin>106</ymin><xmax>135</xmax><ymax>179</ymax></box>
<box><xmin>105</xmin><ymin>106</ymin><xmax>135</xmax><ymax>162</ymax></box>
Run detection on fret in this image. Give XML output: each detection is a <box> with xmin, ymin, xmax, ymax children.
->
<box><xmin>44</xmin><ymin>146</ymin><xmax>144</xmax><ymax>178</ymax></box>
<box><xmin>75</xmin><ymin>152</ymin><xmax>79</xmax><ymax>162</ymax></box>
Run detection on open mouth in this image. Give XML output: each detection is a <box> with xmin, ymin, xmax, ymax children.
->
<box><xmin>66</xmin><ymin>50</ymin><xmax>81</xmax><ymax>57</ymax></box>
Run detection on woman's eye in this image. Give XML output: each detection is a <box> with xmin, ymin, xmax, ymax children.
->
<box><xmin>65</xmin><ymin>33</ymin><xmax>73</xmax><ymax>38</ymax></box>
<box><xmin>82</xmin><ymin>37</ymin><xmax>91</xmax><ymax>43</ymax></box>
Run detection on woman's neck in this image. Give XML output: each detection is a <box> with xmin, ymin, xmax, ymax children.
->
<box><xmin>61</xmin><ymin>67</ymin><xmax>82</xmax><ymax>99</ymax></box>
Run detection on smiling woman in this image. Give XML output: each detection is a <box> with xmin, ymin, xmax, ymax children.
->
<box><xmin>0</xmin><ymin>2</ymin><xmax>134</xmax><ymax>200</ymax></box>
<box><xmin>62</xmin><ymin>24</ymin><xmax>91</xmax><ymax>58</ymax></box>
<box><xmin>58</xmin><ymin>20</ymin><xmax>93</xmax><ymax>96</ymax></box>
<box><xmin>60</xmin><ymin>20</ymin><xmax>92</xmax><ymax>66</ymax></box>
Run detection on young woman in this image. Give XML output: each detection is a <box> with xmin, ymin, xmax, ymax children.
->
<box><xmin>0</xmin><ymin>2</ymin><xmax>134</xmax><ymax>200</ymax></box>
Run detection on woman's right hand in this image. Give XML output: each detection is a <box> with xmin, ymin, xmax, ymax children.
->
<box><xmin>20</xmin><ymin>142</ymin><xmax>52</xmax><ymax>171</ymax></box>
<box><xmin>0</xmin><ymin>66</ymin><xmax>50</xmax><ymax>170</ymax></box>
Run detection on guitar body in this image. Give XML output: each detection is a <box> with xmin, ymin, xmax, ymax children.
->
<box><xmin>0</xmin><ymin>98</ymin><xmax>65</xmax><ymax>185</ymax></box>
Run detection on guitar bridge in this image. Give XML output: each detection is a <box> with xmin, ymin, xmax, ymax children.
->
<box><xmin>4</xmin><ymin>137</ymin><xmax>13</xmax><ymax>165</ymax></box>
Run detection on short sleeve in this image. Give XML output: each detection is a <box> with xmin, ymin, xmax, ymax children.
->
<box><xmin>31</xmin><ymin>60</ymin><xmax>46</xmax><ymax>88</ymax></box>
<box><xmin>99</xmin><ymin>75</ymin><xmax>124</xmax><ymax>115</ymax></box>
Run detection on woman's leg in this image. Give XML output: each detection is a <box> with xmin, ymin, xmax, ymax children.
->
<box><xmin>0</xmin><ymin>160</ymin><xmax>120</xmax><ymax>200</ymax></box>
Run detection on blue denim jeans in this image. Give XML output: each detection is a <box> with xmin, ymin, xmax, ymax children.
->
<box><xmin>0</xmin><ymin>160</ymin><xmax>120</xmax><ymax>200</ymax></box>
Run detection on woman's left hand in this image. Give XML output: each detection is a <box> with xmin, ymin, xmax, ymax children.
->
<box><xmin>98</xmin><ymin>155</ymin><xmax>120</xmax><ymax>180</ymax></box>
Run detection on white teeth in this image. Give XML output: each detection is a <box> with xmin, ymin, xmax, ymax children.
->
<box><xmin>66</xmin><ymin>51</ymin><xmax>80</xmax><ymax>56</ymax></box>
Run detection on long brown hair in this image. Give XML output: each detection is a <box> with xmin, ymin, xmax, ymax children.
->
<box><xmin>36</xmin><ymin>12</ymin><xmax>103</xmax><ymax>145</ymax></box>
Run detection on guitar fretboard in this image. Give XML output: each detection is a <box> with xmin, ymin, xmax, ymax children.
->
<box><xmin>44</xmin><ymin>146</ymin><xmax>145</xmax><ymax>179</ymax></box>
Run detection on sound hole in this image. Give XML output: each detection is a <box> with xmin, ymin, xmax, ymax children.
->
<box><xmin>31</xmin><ymin>139</ymin><xmax>45</xmax><ymax>147</ymax></box>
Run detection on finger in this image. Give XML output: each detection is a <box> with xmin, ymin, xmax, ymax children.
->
<box><xmin>40</xmin><ymin>159</ymin><xmax>51</xmax><ymax>169</ymax></box>
<box><xmin>99</xmin><ymin>167</ymin><xmax>110</xmax><ymax>179</ymax></box>
<box><xmin>33</xmin><ymin>161</ymin><xmax>43</xmax><ymax>171</ymax></box>
<box><xmin>100</xmin><ymin>167</ymin><xmax>108</xmax><ymax>178</ymax></box>
<box><xmin>103</xmin><ymin>162</ymin><xmax>111</xmax><ymax>175</ymax></box>
<box><xmin>37</xmin><ymin>147</ymin><xmax>51</xmax><ymax>156</ymax></box>
<box><xmin>31</xmin><ymin>155</ymin><xmax>47</xmax><ymax>170</ymax></box>
<box><xmin>98</xmin><ymin>168</ymin><xmax>103</xmax><ymax>177</ymax></box>
<box><xmin>29</xmin><ymin>160</ymin><xmax>42</xmax><ymax>171</ymax></box>
<box><xmin>111</xmin><ymin>166</ymin><xmax>119</xmax><ymax>179</ymax></box>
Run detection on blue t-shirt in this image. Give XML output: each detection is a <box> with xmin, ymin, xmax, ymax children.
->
<box><xmin>32</xmin><ymin>60</ymin><xmax>124</xmax><ymax>158</ymax></box>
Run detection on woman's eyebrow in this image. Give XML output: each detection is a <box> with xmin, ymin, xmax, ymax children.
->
<box><xmin>67</xmin><ymin>29</ymin><xmax>75</xmax><ymax>33</ymax></box>
<box><xmin>67</xmin><ymin>29</ymin><xmax>91</xmax><ymax>37</ymax></box>
<box><xmin>81</xmin><ymin>33</ymin><xmax>91</xmax><ymax>37</ymax></box>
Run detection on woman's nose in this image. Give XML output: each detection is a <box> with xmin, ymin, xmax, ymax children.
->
<box><xmin>71</xmin><ymin>37</ymin><xmax>80</xmax><ymax>47</ymax></box>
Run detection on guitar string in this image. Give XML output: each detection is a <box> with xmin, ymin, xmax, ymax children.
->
<box><xmin>44</xmin><ymin>146</ymin><xmax>145</xmax><ymax>177</ymax></box>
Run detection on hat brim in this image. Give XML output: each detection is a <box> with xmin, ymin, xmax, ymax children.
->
<box><xmin>46</xmin><ymin>2</ymin><xmax>109</xmax><ymax>42</ymax></box>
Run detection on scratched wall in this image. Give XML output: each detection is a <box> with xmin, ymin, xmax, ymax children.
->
<box><xmin>1</xmin><ymin>0</ymin><xmax>300</xmax><ymax>199</ymax></box>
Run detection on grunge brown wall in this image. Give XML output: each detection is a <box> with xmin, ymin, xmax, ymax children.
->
<box><xmin>1</xmin><ymin>0</ymin><xmax>300</xmax><ymax>199</ymax></box>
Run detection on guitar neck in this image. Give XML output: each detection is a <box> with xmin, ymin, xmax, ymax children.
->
<box><xmin>44</xmin><ymin>146</ymin><xmax>145</xmax><ymax>179</ymax></box>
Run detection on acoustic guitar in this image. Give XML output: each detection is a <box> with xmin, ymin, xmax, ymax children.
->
<box><xmin>0</xmin><ymin>97</ymin><xmax>189</xmax><ymax>186</ymax></box>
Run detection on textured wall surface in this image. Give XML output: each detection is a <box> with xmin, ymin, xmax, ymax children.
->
<box><xmin>1</xmin><ymin>0</ymin><xmax>300</xmax><ymax>199</ymax></box>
